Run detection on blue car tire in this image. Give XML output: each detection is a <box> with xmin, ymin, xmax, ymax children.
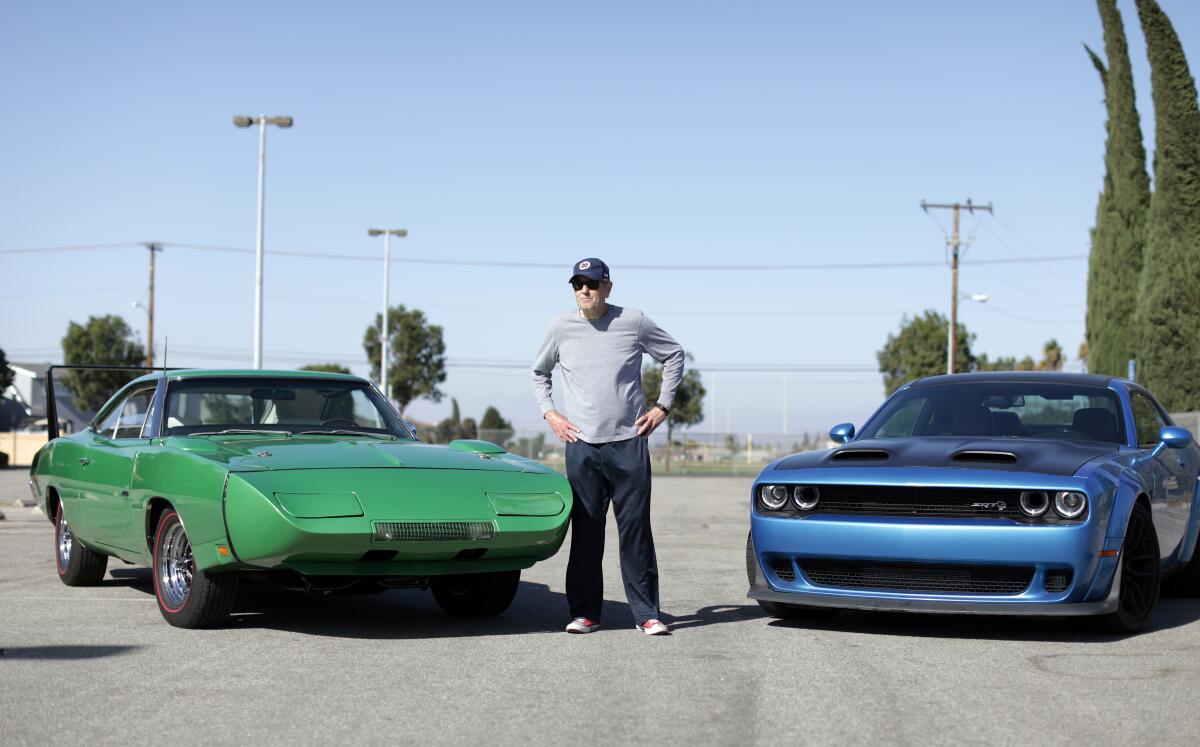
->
<box><xmin>1096</xmin><ymin>502</ymin><xmax>1160</xmax><ymax>634</ymax></box>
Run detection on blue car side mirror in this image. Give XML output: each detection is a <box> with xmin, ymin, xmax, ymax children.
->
<box><xmin>1159</xmin><ymin>426</ymin><xmax>1193</xmax><ymax>450</ymax></box>
<box><xmin>830</xmin><ymin>423</ymin><xmax>855</xmax><ymax>444</ymax></box>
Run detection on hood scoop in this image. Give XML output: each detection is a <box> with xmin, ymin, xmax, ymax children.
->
<box><xmin>952</xmin><ymin>449</ymin><xmax>1018</xmax><ymax>464</ymax></box>
<box><xmin>830</xmin><ymin>448</ymin><xmax>890</xmax><ymax>461</ymax></box>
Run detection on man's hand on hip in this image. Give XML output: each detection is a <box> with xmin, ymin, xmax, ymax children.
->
<box><xmin>635</xmin><ymin>406</ymin><xmax>667</xmax><ymax>436</ymax></box>
<box><xmin>545</xmin><ymin>410</ymin><xmax>582</xmax><ymax>443</ymax></box>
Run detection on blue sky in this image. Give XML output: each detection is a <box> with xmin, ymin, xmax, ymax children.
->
<box><xmin>3</xmin><ymin>1</ymin><xmax>1199</xmax><ymax>435</ymax></box>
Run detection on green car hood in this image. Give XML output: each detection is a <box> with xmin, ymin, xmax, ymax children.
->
<box><xmin>163</xmin><ymin>437</ymin><xmax>545</xmax><ymax>474</ymax></box>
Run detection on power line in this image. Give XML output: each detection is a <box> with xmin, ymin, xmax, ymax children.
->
<box><xmin>0</xmin><ymin>240</ymin><xmax>1086</xmax><ymax>270</ymax></box>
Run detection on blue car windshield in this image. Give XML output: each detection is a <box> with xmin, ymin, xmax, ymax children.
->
<box><xmin>859</xmin><ymin>382</ymin><xmax>1125</xmax><ymax>444</ymax></box>
<box><xmin>163</xmin><ymin>378</ymin><xmax>413</xmax><ymax>438</ymax></box>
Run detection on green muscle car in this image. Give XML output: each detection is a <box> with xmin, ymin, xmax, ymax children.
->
<box><xmin>29</xmin><ymin>368</ymin><xmax>572</xmax><ymax>628</ymax></box>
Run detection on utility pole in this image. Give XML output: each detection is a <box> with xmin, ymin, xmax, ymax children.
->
<box><xmin>921</xmin><ymin>198</ymin><xmax>993</xmax><ymax>374</ymax></box>
<box><xmin>144</xmin><ymin>242</ymin><xmax>162</xmax><ymax>367</ymax></box>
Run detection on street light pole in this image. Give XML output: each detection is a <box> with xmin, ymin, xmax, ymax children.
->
<box><xmin>144</xmin><ymin>242</ymin><xmax>161</xmax><ymax>367</ymax></box>
<box><xmin>367</xmin><ymin>228</ymin><xmax>408</xmax><ymax>401</ymax></box>
<box><xmin>233</xmin><ymin>114</ymin><xmax>293</xmax><ymax>369</ymax></box>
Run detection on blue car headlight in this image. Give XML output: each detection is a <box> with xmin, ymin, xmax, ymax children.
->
<box><xmin>1054</xmin><ymin>491</ymin><xmax>1087</xmax><ymax>519</ymax></box>
<box><xmin>793</xmin><ymin>485</ymin><xmax>820</xmax><ymax>511</ymax></box>
<box><xmin>759</xmin><ymin>485</ymin><xmax>789</xmax><ymax>511</ymax></box>
<box><xmin>1019</xmin><ymin>491</ymin><xmax>1049</xmax><ymax>517</ymax></box>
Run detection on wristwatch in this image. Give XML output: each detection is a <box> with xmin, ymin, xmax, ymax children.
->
<box><xmin>654</xmin><ymin>404</ymin><xmax>670</xmax><ymax>416</ymax></box>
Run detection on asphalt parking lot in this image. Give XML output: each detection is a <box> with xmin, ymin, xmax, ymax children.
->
<box><xmin>2</xmin><ymin>468</ymin><xmax>1199</xmax><ymax>746</ymax></box>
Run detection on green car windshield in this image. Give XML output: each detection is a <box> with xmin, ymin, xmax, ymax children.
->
<box><xmin>164</xmin><ymin>378</ymin><xmax>412</xmax><ymax>438</ymax></box>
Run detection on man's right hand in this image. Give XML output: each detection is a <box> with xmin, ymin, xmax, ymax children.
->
<box><xmin>545</xmin><ymin>410</ymin><xmax>581</xmax><ymax>443</ymax></box>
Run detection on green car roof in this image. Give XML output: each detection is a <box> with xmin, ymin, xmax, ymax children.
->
<box><xmin>125</xmin><ymin>368</ymin><xmax>365</xmax><ymax>386</ymax></box>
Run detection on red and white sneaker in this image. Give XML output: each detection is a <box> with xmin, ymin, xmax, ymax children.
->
<box><xmin>638</xmin><ymin>619</ymin><xmax>669</xmax><ymax>635</ymax></box>
<box><xmin>565</xmin><ymin>617</ymin><xmax>600</xmax><ymax>634</ymax></box>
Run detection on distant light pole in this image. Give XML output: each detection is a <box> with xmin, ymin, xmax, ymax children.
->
<box><xmin>367</xmin><ymin>228</ymin><xmax>408</xmax><ymax>401</ymax></box>
<box><xmin>233</xmin><ymin>114</ymin><xmax>293</xmax><ymax>369</ymax></box>
<box><xmin>951</xmin><ymin>292</ymin><xmax>988</xmax><ymax>372</ymax></box>
<box><xmin>130</xmin><ymin>300</ymin><xmax>151</xmax><ymax>364</ymax></box>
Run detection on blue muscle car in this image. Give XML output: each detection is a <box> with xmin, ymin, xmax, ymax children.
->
<box><xmin>747</xmin><ymin>372</ymin><xmax>1200</xmax><ymax>633</ymax></box>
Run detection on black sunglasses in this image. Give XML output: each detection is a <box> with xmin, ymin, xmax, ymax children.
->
<box><xmin>571</xmin><ymin>277</ymin><xmax>602</xmax><ymax>291</ymax></box>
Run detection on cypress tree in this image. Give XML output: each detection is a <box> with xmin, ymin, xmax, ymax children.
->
<box><xmin>1085</xmin><ymin>0</ymin><xmax>1151</xmax><ymax>378</ymax></box>
<box><xmin>1134</xmin><ymin>0</ymin><xmax>1200</xmax><ymax>409</ymax></box>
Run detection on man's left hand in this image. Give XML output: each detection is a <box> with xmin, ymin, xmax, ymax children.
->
<box><xmin>635</xmin><ymin>406</ymin><xmax>667</xmax><ymax>436</ymax></box>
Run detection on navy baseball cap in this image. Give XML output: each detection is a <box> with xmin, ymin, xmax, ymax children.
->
<box><xmin>569</xmin><ymin>257</ymin><xmax>610</xmax><ymax>283</ymax></box>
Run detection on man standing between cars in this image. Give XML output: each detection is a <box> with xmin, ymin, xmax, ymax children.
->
<box><xmin>532</xmin><ymin>258</ymin><xmax>685</xmax><ymax>636</ymax></box>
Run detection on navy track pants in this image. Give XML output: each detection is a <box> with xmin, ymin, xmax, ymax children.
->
<box><xmin>564</xmin><ymin>436</ymin><xmax>659</xmax><ymax>625</ymax></box>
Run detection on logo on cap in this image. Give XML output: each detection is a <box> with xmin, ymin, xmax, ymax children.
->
<box><xmin>579</xmin><ymin>261</ymin><xmax>591</xmax><ymax>270</ymax></box>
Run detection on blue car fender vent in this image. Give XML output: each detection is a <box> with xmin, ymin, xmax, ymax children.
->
<box><xmin>769</xmin><ymin>559</ymin><xmax>796</xmax><ymax>582</ymax></box>
<box><xmin>1044</xmin><ymin>570</ymin><xmax>1073</xmax><ymax>593</ymax></box>
<box><xmin>373</xmin><ymin>521</ymin><xmax>495</xmax><ymax>543</ymax></box>
<box><xmin>799</xmin><ymin>560</ymin><xmax>1035</xmax><ymax>595</ymax></box>
<box><xmin>829</xmin><ymin>449</ymin><xmax>890</xmax><ymax>461</ymax></box>
<box><xmin>952</xmin><ymin>450</ymin><xmax>1018</xmax><ymax>464</ymax></box>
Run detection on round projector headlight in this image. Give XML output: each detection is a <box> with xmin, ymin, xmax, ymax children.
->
<box><xmin>1054</xmin><ymin>491</ymin><xmax>1087</xmax><ymax>519</ymax></box>
<box><xmin>1019</xmin><ymin>490</ymin><xmax>1049</xmax><ymax>517</ymax></box>
<box><xmin>759</xmin><ymin>484</ymin><xmax>789</xmax><ymax>511</ymax></box>
<box><xmin>793</xmin><ymin>485</ymin><xmax>820</xmax><ymax>510</ymax></box>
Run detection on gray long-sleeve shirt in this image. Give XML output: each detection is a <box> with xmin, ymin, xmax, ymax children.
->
<box><xmin>532</xmin><ymin>304</ymin><xmax>685</xmax><ymax>444</ymax></box>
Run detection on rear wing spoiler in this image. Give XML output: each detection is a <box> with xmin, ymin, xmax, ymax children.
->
<box><xmin>45</xmin><ymin>364</ymin><xmax>182</xmax><ymax>441</ymax></box>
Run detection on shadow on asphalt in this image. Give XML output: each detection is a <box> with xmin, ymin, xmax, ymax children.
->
<box><xmin>107</xmin><ymin>567</ymin><xmax>762</xmax><ymax>637</ymax></box>
<box><xmin>109</xmin><ymin>569</ymin><xmax>628</xmax><ymax>637</ymax></box>
<box><xmin>0</xmin><ymin>645</ymin><xmax>140</xmax><ymax>660</ymax></box>
<box><xmin>763</xmin><ymin>598</ymin><xmax>1200</xmax><ymax>642</ymax></box>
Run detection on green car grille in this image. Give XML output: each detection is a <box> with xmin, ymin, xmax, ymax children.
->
<box><xmin>372</xmin><ymin>521</ymin><xmax>495</xmax><ymax>543</ymax></box>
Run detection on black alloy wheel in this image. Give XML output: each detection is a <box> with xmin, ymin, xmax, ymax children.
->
<box><xmin>1097</xmin><ymin>502</ymin><xmax>1161</xmax><ymax>634</ymax></box>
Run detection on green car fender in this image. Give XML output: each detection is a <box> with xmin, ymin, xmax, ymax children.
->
<box><xmin>131</xmin><ymin>446</ymin><xmax>232</xmax><ymax>565</ymax></box>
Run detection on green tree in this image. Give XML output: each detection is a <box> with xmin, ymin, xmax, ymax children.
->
<box><xmin>1037</xmin><ymin>339</ymin><xmax>1064</xmax><ymax>371</ymax></box>
<box><xmin>362</xmin><ymin>304</ymin><xmax>447</xmax><ymax>415</ymax></box>
<box><xmin>435</xmin><ymin>398</ymin><xmax>467</xmax><ymax>443</ymax></box>
<box><xmin>460</xmin><ymin>417</ymin><xmax>478</xmax><ymax>440</ymax></box>
<box><xmin>1134</xmin><ymin>0</ymin><xmax>1200</xmax><ymax>409</ymax></box>
<box><xmin>0</xmin><ymin>346</ymin><xmax>13</xmax><ymax>392</ymax></box>
<box><xmin>299</xmin><ymin>363</ymin><xmax>352</xmax><ymax>374</ymax></box>
<box><xmin>479</xmin><ymin>406</ymin><xmax>514</xmax><ymax>446</ymax></box>
<box><xmin>975</xmin><ymin>353</ymin><xmax>1036</xmax><ymax>372</ymax></box>
<box><xmin>61</xmin><ymin>315</ymin><xmax>147</xmax><ymax>411</ymax></box>
<box><xmin>1085</xmin><ymin>0</ymin><xmax>1151</xmax><ymax>378</ymax></box>
<box><xmin>877</xmin><ymin>311</ymin><xmax>975</xmax><ymax>395</ymax></box>
<box><xmin>641</xmin><ymin>353</ymin><xmax>706</xmax><ymax>473</ymax></box>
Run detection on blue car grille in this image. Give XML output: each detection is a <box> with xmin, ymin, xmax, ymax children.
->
<box><xmin>811</xmin><ymin>485</ymin><xmax>1027</xmax><ymax>520</ymax></box>
<box><xmin>799</xmin><ymin>559</ymin><xmax>1035</xmax><ymax>595</ymax></box>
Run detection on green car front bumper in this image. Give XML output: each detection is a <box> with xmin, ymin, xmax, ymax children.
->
<box><xmin>215</xmin><ymin>468</ymin><xmax>571</xmax><ymax>577</ymax></box>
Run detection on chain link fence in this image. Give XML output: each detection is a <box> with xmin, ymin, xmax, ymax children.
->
<box><xmin>477</xmin><ymin>429</ymin><xmax>831</xmax><ymax>476</ymax></box>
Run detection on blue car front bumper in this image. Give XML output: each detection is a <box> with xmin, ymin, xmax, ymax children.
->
<box><xmin>748</xmin><ymin>513</ymin><xmax>1122</xmax><ymax>616</ymax></box>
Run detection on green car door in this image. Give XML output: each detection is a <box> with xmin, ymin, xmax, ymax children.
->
<box><xmin>76</xmin><ymin>385</ymin><xmax>156</xmax><ymax>551</ymax></box>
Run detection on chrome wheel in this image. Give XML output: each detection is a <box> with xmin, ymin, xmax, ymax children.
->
<box><xmin>56</xmin><ymin>509</ymin><xmax>73</xmax><ymax>570</ymax></box>
<box><xmin>157</xmin><ymin>520</ymin><xmax>194</xmax><ymax>610</ymax></box>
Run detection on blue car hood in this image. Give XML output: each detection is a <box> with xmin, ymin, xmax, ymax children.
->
<box><xmin>776</xmin><ymin>437</ymin><xmax>1116</xmax><ymax>477</ymax></box>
